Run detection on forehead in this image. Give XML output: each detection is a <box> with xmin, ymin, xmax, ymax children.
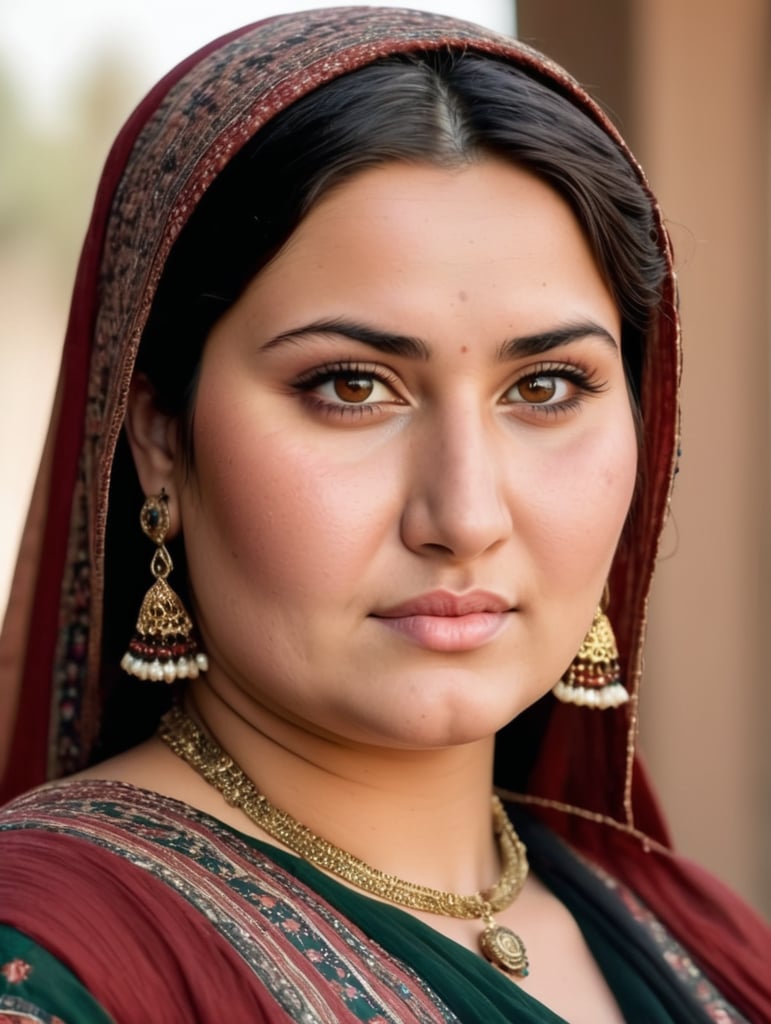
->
<box><xmin>232</xmin><ymin>158</ymin><xmax>620</xmax><ymax>344</ymax></box>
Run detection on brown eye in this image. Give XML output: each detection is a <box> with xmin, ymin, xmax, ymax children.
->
<box><xmin>516</xmin><ymin>375</ymin><xmax>558</xmax><ymax>404</ymax></box>
<box><xmin>303</xmin><ymin>365</ymin><xmax>402</xmax><ymax>409</ymax></box>
<box><xmin>333</xmin><ymin>375</ymin><xmax>375</xmax><ymax>403</ymax></box>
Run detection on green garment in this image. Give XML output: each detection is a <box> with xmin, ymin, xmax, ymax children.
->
<box><xmin>0</xmin><ymin>927</ymin><xmax>114</xmax><ymax>1023</ymax></box>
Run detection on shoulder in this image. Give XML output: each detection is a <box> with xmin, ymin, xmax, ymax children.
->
<box><xmin>0</xmin><ymin>779</ymin><xmax>205</xmax><ymax>947</ymax></box>
<box><xmin>0</xmin><ymin>777</ymin><xmax>281</xmax><ymax>934</ymax></box>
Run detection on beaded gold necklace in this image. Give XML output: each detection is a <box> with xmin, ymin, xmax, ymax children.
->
<box><xmin>158</xmin><ymin>704</ymin><xmax>530</xmax><ymax>976</ymax></box>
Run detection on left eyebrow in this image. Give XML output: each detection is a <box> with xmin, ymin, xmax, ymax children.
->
<box><xmin>262</xmin><ymin>318</ymin><xmax>430</xmax><ymax>360</ymax></box>
<box><xmin>498</xmin><ymin>322</ymin><xmax>618</xmax><ymax>361</ymax></box>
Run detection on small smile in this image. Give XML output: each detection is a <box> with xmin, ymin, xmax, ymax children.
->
<box><xmin>372</xmin><ymin>590</ymin><xmax>514</xmax><ymax>653</ymax></box>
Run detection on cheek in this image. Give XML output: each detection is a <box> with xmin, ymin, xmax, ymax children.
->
<box><xmin>183</xmin><ymin>399</ymin><xmax>397</xmax><ymax>603</ymax></box>
<box><xmin>524</xmin><ymin>414</ymin><xmax>638</xmax><ymax>583</ymax></box>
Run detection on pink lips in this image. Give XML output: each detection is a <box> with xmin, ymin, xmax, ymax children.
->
<box><xmin>372</xmin><ymin>590</ymin><xmax>513</xmax><ymax>653</ymax></box>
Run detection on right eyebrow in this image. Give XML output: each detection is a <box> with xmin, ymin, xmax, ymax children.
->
<box><xmin>261</xmin><ymin>318</ymin><xmax>431</xmax><ymax>360</ymax></box>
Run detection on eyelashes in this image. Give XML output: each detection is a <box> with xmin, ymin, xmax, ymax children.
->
<box><xmin>292</xmin><ymin>359</ymin><xmax>608</xmax><ymax>421</ymax></box>
<box><xmin>292</xmin><ymin>361</ymin><xmax>405</xmax><ymax>420</ymax></box>
<box><xmin>502</xmin><ymin>363</ymin><xmax>608</xmax><ymax>411</ymax></box>
<box><xmin>295</xmin><ymin>361</ymin><xmax>403</xmax><ymax>402</ymax></box>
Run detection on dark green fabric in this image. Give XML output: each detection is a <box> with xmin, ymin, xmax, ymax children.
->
<box><xmin>260</xmin><ymin>841</ymin><xmax>568</xmax><ymax>1023</ymax></box>
<box><xmin>512</xmin><ymin>812</ymin><xmax>711</xmax><ymax>1024</ymax></box>
<box><xmin>257</xmin><ymin>836</ymin><xmax>694</xmax><ymax>1024</ymax></box>
<box><xmin>0</xmin><ymin>924</ymin><xmax>115</xmax><ymax>1023</ymax></box>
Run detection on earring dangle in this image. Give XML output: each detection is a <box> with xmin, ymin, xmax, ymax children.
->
<box><xmin>120</xmin><ymin>490</ymin><xmax>208</xmax><ymax>682</ymax></box>
<box><xmin>552</xmin><ymin>598</ymin><xmax>629</xmax><ymax>709</ymax></box>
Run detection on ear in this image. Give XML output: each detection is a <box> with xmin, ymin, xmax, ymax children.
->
<box><xmin>125</xmin><ymin>374</ymin><xmax>182</xmax><ymax>501</ymax></box>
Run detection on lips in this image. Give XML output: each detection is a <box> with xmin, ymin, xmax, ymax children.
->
<box><xmin>372</xmin><ymin>590</ymin><xmax>514</xmax><ymax>652</ymax></box>
<box><xmin>376</xmin><ymin>590</ymin><xmax>512</xmax><ymax>618</ymax></box>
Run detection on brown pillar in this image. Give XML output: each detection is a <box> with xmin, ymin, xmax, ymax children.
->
<box><xmin>517</xmin><ymin>0</ymin><xmax>771</xmax><ymax>915</ymax></box>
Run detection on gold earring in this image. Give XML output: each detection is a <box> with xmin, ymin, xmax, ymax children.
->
<box><xmin>552</xmin><ymin>594</ymin><xmax>629</xmax><ymax>709</ymax></box>
<box><xmin>120</xmin><ymin>490</ymin><xmax>208</xmax><ymax>682</ymax></box>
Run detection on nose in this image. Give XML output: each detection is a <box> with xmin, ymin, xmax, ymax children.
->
<box><xmin>400</xmin><ymin>406</ymin><xmax>513</xmax><ymax>562</ymax></box>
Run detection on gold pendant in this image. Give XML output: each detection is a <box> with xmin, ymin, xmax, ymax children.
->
<box><xmin>480</xmin><ymin>921</ymin><xmax>529</xmax><ymax>977</ymax></box>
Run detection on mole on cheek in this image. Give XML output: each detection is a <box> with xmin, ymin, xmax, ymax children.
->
<box><xmin>457</xmin><ymin>290</ymin><xmax>468</xmax><ymax>302</ymax></box>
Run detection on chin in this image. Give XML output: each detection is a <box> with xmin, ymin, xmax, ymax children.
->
<box><xmin>351</xmin><ymin>680</ymin><xmax>545</xmax><ymax>751</ymax></box>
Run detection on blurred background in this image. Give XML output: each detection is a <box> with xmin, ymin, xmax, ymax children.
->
<box><xmin>1</xmin><ymin>0</ymin><xmax>769</xmax><ymax>916</ymax></box>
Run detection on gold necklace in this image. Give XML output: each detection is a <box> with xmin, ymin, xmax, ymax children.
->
<box><xmin>158</xmin><ymin>704</ymin><xmax>530</xmax><ymax>976</ymax></box>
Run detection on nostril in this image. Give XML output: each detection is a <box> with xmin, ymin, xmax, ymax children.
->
<box><xmin>421</xmin><ymin>542</ymin><xmax>456</xmax><ymax>556</ymax></box>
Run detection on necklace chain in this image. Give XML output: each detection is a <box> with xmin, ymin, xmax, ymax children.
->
<box><xmin>158</xmin><ymin>704</ymin><xmax>530</xmax><ymax>974</ymax></box>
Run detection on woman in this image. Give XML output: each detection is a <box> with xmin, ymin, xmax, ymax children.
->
<box><xmin>0</xmin><ymin>7</ymin><xmax>768</xmax><ymax>1022</ymax></box>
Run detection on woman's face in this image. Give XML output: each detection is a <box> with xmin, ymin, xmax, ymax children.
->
<box><xmin>175</xmin><ymin>158</ymin><xmax>638</xmax><ymax>749</ymax></box>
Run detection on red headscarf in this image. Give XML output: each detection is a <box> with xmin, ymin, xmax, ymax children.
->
<box><xmin>0</xmin><ymin>7</ymin><xmax>767</xmax><ymax>1017</ymax></box>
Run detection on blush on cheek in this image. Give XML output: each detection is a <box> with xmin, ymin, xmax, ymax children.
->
<box><xmin>189</xmin><ymin>437</ymin><xmax>353</xmax><ymax>605</ymax></box>
<box><xmin>531</xmin><ymin>434</ymin><xmax>636</xmax><ymax>579</ymax></box>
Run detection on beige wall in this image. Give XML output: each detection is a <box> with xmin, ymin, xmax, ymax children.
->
<box><xmin>518</xmin><ymin>0</ymin><xmax>771</xmax><ymax>915</ymax></box>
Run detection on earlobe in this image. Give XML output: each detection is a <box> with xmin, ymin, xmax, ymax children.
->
<box><xmin>125</xmin><ymin>374</ymin><xmax>180</xmax><ymax>500</ymax></box>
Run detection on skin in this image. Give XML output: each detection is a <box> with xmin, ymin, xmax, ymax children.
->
<box><xmin>120</xmin><ymin>157</ymin><xmax>637</xmax><ymax>1022</ymax></box>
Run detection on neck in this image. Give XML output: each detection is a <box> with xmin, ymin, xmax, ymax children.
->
<box><xmin>187</xmin><ymin>676</ymin><xmax>500</xmax><ymax>896</ymax></box>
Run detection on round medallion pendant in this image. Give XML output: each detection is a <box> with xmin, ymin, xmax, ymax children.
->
<box><xmin>480</xmin><ymin>924</ymin><xmax>529</xmax><ymax>977</ymax></box>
